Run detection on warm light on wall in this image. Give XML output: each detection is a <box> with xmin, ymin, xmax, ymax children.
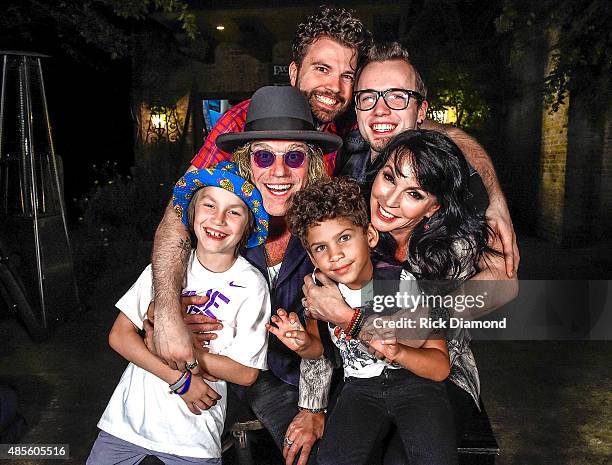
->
<box><xmin>150</xmin><ymin>112</ymin><xmax>167</xmax><ymax>130</ymax></box>
<box><xmin>216</xmin><ymin>25</ymin><xmax>225</xmax><ymax>31</ymax></box>
<box><xmin>145</xmin><ymin>104</ymin><xmax>182</xmax><ymax>143</ymax></box>
<box><xmin>431</xmin><ymin>106</ymin><xmax>458</xmax><ymax>125</ymax></box>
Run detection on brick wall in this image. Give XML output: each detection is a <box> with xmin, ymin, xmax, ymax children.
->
<box><xmin>599</xmin><ymin>109</ymin><xmax>612</xmax><ymax>236</ymax></box>
<box><xmin>538</xmin><ymin>98</ymin><xmax>569</xmax><ymax>243</ymax></box>
<box><xmin>193</xmin><ymin>42</ymin><xmax>268</xmax><ymax>94</ymax></box>
<box><xmin>502</xmin><ymin>27</ymin><xmax>612</xmax><ymax>245</ymax></box>
<box><xmin>563</xmin><ymin>95</ymin><xmax>606</xmax><ymax>244</ymax></box>
<box><xmin>599</xmin><ymin>108</ymin><xmax>612</xmax><ymax>237</ymax></box>
<box><xmin>501</xmin><ymin>31</ymin><xmax>547</xmax><ymax>233</ymax></box>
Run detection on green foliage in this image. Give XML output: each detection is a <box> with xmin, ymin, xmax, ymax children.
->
<box><xmin>399</xmin><ymin>1</ymin><xmax>506</xmax><ymax>131</ymax></box>
<box><xmin>0</xmin><ymin>0</ymin><xmax>198</xmax><ymax>62</ymax></box>
<box><xmin>427</xmin><ymin>72</ymin><xmax>491</xmax><ymax>130</ymax></box>
<box><xmin>496</xmin><ymin>0</ymin><xmax>612</xmax><ymax>112</ymax></box>
<box><xmin>104</xmin><ymin>0</ymin><xmax>198</xmax><ymax>38</ymax></box>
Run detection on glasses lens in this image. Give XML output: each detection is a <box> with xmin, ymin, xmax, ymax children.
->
<box><xmin>284</xmin><ymin>150</ymin><xmax>306</xmax><ymax>169</ymax></box>
<box><xmin>356</xmin><ymin>91</ymin><xmax>377</xmax><ymax>110</ymax></box>
<box><xmin>384</xmin><ymin>90</ymin><xmax>411</xmax><ymax>110</ymax></box>
<box><xmin>252</xmin><ymin>150</ymin><xmax>275</xmax><ymax>168</ymax></box>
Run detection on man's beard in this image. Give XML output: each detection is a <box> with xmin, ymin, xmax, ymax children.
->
<box><xmin>301</xmin><ymin>88</ymin><xmax>348</xmax><ymax>124</ymax></box>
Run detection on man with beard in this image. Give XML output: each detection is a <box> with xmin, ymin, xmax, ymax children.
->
<box><xmin>192</xmin><ymin>5</ymin><xmax>369</xmax><ymax>175</ymax></box>
<box><xmin>150</xmin><ymin>8</ymin><xmax>517</xmax><ymax>465</ymax></box>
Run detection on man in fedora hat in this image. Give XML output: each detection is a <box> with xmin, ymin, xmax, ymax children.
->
<box><xmin>192</xmin><ymin>5</ymin><xmax>372</xmax><ymax>174</ymax></box>
<box><xmin>148</xmin><ymin>85</ymin><xmax>341</xmax><ymax>465</ymax></box>
<box><xmin>150</xmin><ymin>5</ymin><xmax>517</xmax><ymax>460</ymax></box>
<box><xmin>183</xmin><ymin>6</ymin><xmax>518</xmax><ymax>278</ymax></box>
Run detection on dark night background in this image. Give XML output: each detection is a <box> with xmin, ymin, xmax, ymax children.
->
<box><xmin>0</xmin><ymin>1</ymin><xmax>610</xmax><ymax>464</ymax></box>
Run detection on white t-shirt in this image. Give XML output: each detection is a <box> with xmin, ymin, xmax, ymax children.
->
<box><xmin>97</xmin><ymin>252</ymin><xmax>270</xmax><ymax>458</ymax></box>
<box><xmin>329</xmin><ymin>271</ymin><xmax>416</xmax><ymax>379</ymax></box>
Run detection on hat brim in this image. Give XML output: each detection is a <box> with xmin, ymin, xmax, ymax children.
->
<box><xmin>216</xmin><ymin>130</ymin><xmax>343</xmax><ymax>154</ymax></box>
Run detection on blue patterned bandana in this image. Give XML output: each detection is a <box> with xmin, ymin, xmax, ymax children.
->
<box><xmin>172</xmin><ymin>161</ymin><xmax>268</xmax><ymax>248</ymax></box>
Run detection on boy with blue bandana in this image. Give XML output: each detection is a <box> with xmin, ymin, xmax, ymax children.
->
<box><xmin>88</xmin><ymin>162</ymin><xmax>271</xmax><ymax>465</ymax></box>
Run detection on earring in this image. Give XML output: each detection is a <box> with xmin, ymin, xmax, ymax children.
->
<box><xmin>423</xmin><ymin>217</ymin><xmax>431</xmax><ymax>231</ymax></box>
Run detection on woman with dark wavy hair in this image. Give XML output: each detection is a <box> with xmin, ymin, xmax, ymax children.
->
<box><xmin>364</xmin><ymin>129</ymin><xmax>509</xmax><ymax>442</ymax></box>
<box><xmin>366</xmin><ymin>129</ymin><xmax>496</xmax><ymax>284</ymax></box>
<box><xmin>303</xmin><ymin>129</ymin><xmax>517</xmax><ymax>461</ymax></box>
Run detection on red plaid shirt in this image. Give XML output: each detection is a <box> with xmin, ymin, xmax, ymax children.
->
<box><xmin>191</xmin><ymin>99</ymin><xmax>345</xmax><ymax>175</ymax></box>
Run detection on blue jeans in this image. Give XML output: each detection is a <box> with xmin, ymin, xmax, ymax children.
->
<box><xmin>317</xmin><ymin>368</ymin><xmax>457</xmax><ymax>465</ymax></box>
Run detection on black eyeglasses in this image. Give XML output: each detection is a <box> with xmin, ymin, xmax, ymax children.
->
<box><xmin>354</xmin><ymin>88</ymin><xmax>424</xmax><ymax>111</ymax></box>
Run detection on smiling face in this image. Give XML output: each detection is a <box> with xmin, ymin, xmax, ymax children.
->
<box><xmin>370</xmin><ymin>152</ymin><xmax>440</xmax><ymax>242</ymax></box>
<box><xmin>306</xmin><ymin>217</ymin><xmax>378</xmax><ymax>290</ymax></box>
<box><xmin>289</xmin><ymin>36</ymin><xmax>357</xmax><ymax>124</ymax></box>
<box><xmin>191</xmin><ymin>186</ymin><xmax>250</xmax><ymax>267</ymax></box>
<box><xmin>249</xmin><ymin>140</ymin><xmax>310</xmax><ymax>217</ymax></box>
<box><xmin>355</xmin><ymin>60</ymin><xmax>428</xmax><ymax>157</ymax></box>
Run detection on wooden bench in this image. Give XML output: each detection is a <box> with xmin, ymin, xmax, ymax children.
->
<box><xmin>142</xmin><ymin>403</ymin><xmax>499</xmax><ymax>465</ymax></box>
<box><xmin>458</xmin><ymin>401</ymin><xmax>499</xmax><ymax>465</ymax></box>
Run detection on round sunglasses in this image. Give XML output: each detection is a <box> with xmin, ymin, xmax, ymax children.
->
<box><xmin>251</xmin><ymin>149</ymin><xmax>308</xmax><ymax>169</ymax></box>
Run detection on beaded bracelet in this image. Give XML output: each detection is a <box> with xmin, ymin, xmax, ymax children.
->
<box><xmin>174</xmin><ymin>371</ymin><xmax>193</xmax><ymax>396</ymax></box>
<box><xmin>345</xmin><ymin>308</ymin><xmax>363</xmax><ymax>338</ymax></box>
<box><xmin>348</xmin><ymin>309</ymin><xmax>364</xmax><ymax>338</ymax></box>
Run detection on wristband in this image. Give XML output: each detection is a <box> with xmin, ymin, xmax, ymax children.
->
<box><xmin>169</xmin><ymin>370</ymin><xmax>190</xmax><ymax>393</ymax></box>
<box><xmin>174</xmin><ymin>371</ymin><xmax>193</xmax><ymax>395</ymax></box>
<box><xmin>298</xmin><ymin>406</ymin><xmax>327</xmax><ymax>414</ymax></box>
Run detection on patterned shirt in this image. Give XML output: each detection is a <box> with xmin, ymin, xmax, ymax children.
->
<box><xmin>191</xmin><ymin>98</ymin><xmax>348</xmax><ymax>175</ymax></box>
<box><xmin>406</xmin><ymin>241</ymin><xmax>481</xmax><ymax>409</ymax></box>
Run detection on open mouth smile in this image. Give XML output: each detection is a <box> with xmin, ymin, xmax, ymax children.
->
<box><xmin>205</xmin><ymin>228</ymin><xmax>228</xmax><ymax>240</ymax></box>
<box><xmin>376</xmin><ymin>204</ymin><xmax>397</xmax><ymax>223</ymax></box>
<box><xmin>370</xmin><ymin>123</ymin><xmax>397</xmax><ymax>134</ymax></box>
<box><xmin>264</xmin><ymin>183</ymin><xmax>293</xmax><ymax>196</ymax></box>
<box><xmin>314</xmin><ymin>94</ymin><xmax>339</xmax><ymax>107</ymax></box>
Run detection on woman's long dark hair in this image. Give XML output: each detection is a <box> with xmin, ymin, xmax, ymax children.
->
<box><xmin>364</xmin><ymin>129</ymin><xmax>499</xmax><ymax>286</ymax></box>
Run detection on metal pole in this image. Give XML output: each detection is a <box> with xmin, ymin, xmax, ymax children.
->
<box><xmin>0</xmin><ymin>55</ymin><xmax>7</xmax><ymax>214</ymax></box>
<box><xmin>0</xmin><ymin>55</ymin><xmax>6</xmax><ymax>159</ymax></box>
<box><xmin>22</xmin><ymin>56</ymin><xmax>47</xmax><ymax>328</ymax></box>
<box><xmin>38</xmin><ymin>57</ymin><xmax>70</xmax><ymax>241</ymax></box>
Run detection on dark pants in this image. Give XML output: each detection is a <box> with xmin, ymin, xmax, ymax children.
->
<box><xmin>244</xmin><ymin>370</ymin><xmax>317</xmax><ymax>465</ymax></box>
<box><xmin>317</xmin><ymin>368</ymin><xmax>457</xmax><ymax>465</ymax></box>
<box><xmin>381</xmin><ymin>379</ymin><xmax>473</xmax><ymax>465</ymax></box>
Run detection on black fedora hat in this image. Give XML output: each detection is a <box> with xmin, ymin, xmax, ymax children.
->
<box><xmin>216</xmin><ymin>86</ymin><xmax>343</xmax><ymax>154</ymax></box>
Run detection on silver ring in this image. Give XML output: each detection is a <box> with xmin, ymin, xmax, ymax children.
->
<box><xmin>284</xmin><ymin>437</ymin><xmax>294</xmax><ymax>447</ymax></box>
<box><xmin>186</xmin><ymin>360</ymin><xmax>199</xmax><ymax>371</ymax></box>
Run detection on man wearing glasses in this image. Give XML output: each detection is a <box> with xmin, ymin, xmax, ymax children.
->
<box><xmin>336</xmin><ymin>42</ymin><xmax>518</xmax><ymax>276</ymax></box>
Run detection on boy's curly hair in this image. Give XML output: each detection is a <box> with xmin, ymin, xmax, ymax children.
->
<box><xmin>287</xmin><ymin>177</ymin><xmax>368</xmax><ymax>249</ymax></box>
<box><xmin>292</xmin><ymin>5</ymin><xmax>373</xmax><ymax>68</ymax></box>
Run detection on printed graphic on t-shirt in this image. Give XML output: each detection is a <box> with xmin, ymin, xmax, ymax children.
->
<box><xmin>183</xmin><ymin>288</ymin><xmax>231</xmax><ymax>319</ymax></box>
<box><xmin>331</xmin><ymin>324</ymin><xmax>380</xmax><ymax>370</ymax></box>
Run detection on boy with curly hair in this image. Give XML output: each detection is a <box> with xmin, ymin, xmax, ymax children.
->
<box><xmin>270</xmin><ymin>177</ymin><xmax>456</xmax><ymax>465</ymax></box>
